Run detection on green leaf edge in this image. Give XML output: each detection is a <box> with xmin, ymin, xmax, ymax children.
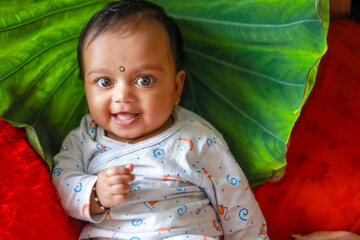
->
<box><xmin>270</xmin><ymin>0</ymin><xmax>330</xmax><ymax>181</ymax></box>
<box><xmin>302</xmin><ymin>0</ymin><xmax>330</xmax><ymax>105</ymax></box>
<box><xmin>5</xmin><ymin>119</ymin><xmax>53</xmax><ymax>170</ymax></box>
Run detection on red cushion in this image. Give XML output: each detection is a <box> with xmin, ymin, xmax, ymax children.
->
<box><xmin>0</xmin><ymin>120</ymin><xmax>83</xmax><ymax>240</ymax></box>
<box><xmin>254</xmin><ymin>21</ymin><xmax>360</xmax><ymax>239</ymax></box>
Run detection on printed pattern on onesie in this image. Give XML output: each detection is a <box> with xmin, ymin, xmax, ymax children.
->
<box><xmin>52</xmin><ymin>107</ymin><xmax>269</xmax><ymax>240</ymax></box>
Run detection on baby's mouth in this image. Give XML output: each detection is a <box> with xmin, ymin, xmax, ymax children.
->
<box><xmin>112</xmin><ymin>112</ymin><xmax>139</xmax><ymax>126</ymax></box>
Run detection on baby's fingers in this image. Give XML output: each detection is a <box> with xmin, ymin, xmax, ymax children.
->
<box><xmin>105</xmin><ymin>164</ymin><xmax>134</xmax><ymax>177</ymax></box>
<box><xmin>110</xmin><ymin>194</ymin><xmax>129</xmax><ymax>205</ymax></box>
<box><xmin>110</xmin><ymin>183</ymin><xmax>132</xmax><ymax>195</ymax></box>
<box><xmin>108</xmin><ymin>174</ymin><xmax>135</xmax><ymax>186</ymax></box>
<box><xmin>125</xmin><ymin>163</ymin><xmax>134</xmax><ymax>172</ymax></box>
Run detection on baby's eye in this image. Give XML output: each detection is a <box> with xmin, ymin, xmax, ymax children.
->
<box><xmin>136</xmin><ymin>76</ymin><xmax>154</xmax><ymax>86</ymax></box>
<box><xmin>96</xmin><ymin>77</ymin><xmax>113</xmax><ymax>88</ymax></box>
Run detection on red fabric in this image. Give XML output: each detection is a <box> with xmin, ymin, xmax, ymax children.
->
<box><xmin>254</xmin><ymin>21</ymin><xmax>360</xmax><ymax>238</ymax></box>
<box><xmin>0</xmin><ymin>120</ymin><xmax>83</xmax><ymax>240</ymax></box>
<box><xmin>0</xmin><ymin>21</ymin><xmax>359</xmax><ymax>240</ymax></box>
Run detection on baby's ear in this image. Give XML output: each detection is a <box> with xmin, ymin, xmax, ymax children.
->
<box><xmin>174</xmin><ymin>70</ymin><xmax>185</xmax><ymax>105</ymax></box>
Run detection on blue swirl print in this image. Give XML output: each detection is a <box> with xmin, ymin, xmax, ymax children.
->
<box><xmin>132</xmin><ymin>219</ymin><xmax>143</xmax><ymax>226</ymax></box>
<box><xmin>112</xmin><ymin>232</ymin><xmax>120</xmax><ymax>239</ymax></box>
<box><xmin>130</xmin><ymin>237</ymin><xmax>141</xmax><ymax>240</ymax></box>
<box><xmin>53</xmin><ymin>168</ymin><xmax>63</xmax><ymax>176</ymax></box>
<box><xmin>239</xmin><ymin>208</ymin><xmax>249</xmax><ymax>221</ymax></box>
<box><xmin>196</xmin><ymin>208</ymin><xmax>201</xmax><ymax>215</ymax></box>
<box><xmin>177</xmin><ymin>205</ymin><xmax>188</xmax><ymax>216</ymax></box>
<box><xmin>144</xmin><ymin>202</ymin><xmax>154</xmax><ymax>212</ymax></box>
<box><xmin>176</xmin><ymin>187</ymin><xmax>187</xmax><ymax>192</ymax></box>
<box><xmin>131</xmin><ymin>186</ymin><xmax>141</xmax><ymax>193</ymax></box>
<box><xmin>74</xmin><ymin>183</ymin><xmax>82</xmax><ymax>192</ymax></box>
<box><xmin>96</xmin><ymin>144</ymin><xmax>107</xmax><ymax>153</ymax></box>
<box><xmin>226</xmin><ymin>174</ymin><xmax>238</xmax><ymax>185</ymax></box>
<box><xmin>206</xmin><ymin>138</ymin><xmax>213</xmax><ymax>146</ymax></box>
<box><xmin>87</xmin><ymin>127</ymin><xmax>96</xmax><ymax>138</ymax></box>
<box><xmin>153</xmin><ymin>149</ymin><xmax>165</xmax><ymax>158</ymax></box>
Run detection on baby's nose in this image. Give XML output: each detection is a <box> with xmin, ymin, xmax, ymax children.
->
<box><xmin>112</xmin><ymin>84</ymin><xmax>135</xmax><ymax>103</ymax></box>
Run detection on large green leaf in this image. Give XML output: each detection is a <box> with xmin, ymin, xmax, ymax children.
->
<box><xmin>0</xmin><ymin>0</ymin><xmax>329</xmax><ymax>185</ymax></box>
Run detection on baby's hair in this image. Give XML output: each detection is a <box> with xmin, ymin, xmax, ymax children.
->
<box><xmin>77</xmin><ymin>0</ymin><xmax>185</xmax><ymax>80</ymax></box>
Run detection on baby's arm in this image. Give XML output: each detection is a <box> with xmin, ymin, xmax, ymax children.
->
<box><xmin>52</xmin><ymin>117</ymin><xmax>135</xmax><ymax>221</ymax></box>
<box><xmin>199</xmin><ymin>139</ymin><xmax>268</xmax><ymax>239</ymax></box>
<box><xmin>90</xmin><ymin>164</ymin><xmax>135</xmax><ymax>214</ymax></box>
<box><xmin>52</xmin><ymin>126</ymin><xmax>98</xmax><ymax>222</ymax></box>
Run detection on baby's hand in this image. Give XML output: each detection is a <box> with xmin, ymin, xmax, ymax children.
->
<box><xmin>95</xmin><ymin>164</ymin><xmax>135</xmax><ymax>209</ymax></box>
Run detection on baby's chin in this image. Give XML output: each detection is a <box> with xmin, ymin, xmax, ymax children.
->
<box><xmin>106</xmin><ymin>131</ymin><xmax>140</xmax><ymax>143</ymax></box>
<box><xmin>106</xmin><ymin>116</ymin><xmax>175</xmax><ymax>143</ymax></box>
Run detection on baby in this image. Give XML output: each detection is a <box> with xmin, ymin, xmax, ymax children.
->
<box><xmin>52</xmin><ymin>1</ymin><xmax>268</xmax><ymax>239</ymax></box>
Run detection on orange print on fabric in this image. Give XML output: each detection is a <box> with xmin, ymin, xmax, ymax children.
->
<box><xmin>155</xmin><ymin>228</ymin><xmax>170</xmax><ymax>232</ymax></box>
<box><xmin>179</xmin><ymin>138</ymin><xmax>194</xmax><ymax>151</ymax></box>
<box><xmin>82</xmin><ymin>204</ymin><xmax>90</xmax><ymax>218</ymax></box>
<box><xmin>203</xmin><ymin>168</ymin><xmax>213</xmax><ymax>178</ymax></box>
<box><xmin>161</xmin><ymin>175</ymin><xmax>181</xmax><ymax>180</ymax></box>
<box><xmin>212</xmin><ymin>220</ymin><xmax>221</xmax><ymax>231</ymax></box>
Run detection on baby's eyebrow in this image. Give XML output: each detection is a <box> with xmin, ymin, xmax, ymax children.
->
<box><xmin>86</xmin><ymin>64</ymin><xmax>166</xmax><ymax>77</ymax></box>
<box><xmin>87</xmin><ymin>68</ymin><xmax>110</xmax><ymax>76</ymax></box>
<box><xmin>138</xmin><ymin>63</ymin><xmax>165</xmax><ymax>72</ymax></box>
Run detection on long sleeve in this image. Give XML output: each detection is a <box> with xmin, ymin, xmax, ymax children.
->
<box><xmin>198</xmin><ymin>137</ymin><xmax>268</xmax><ymax>240</ymax></box>
<box><xmin>51</xmin><ymin>116</ymin><xmax>106</xmax><ymax>223</ymax></box>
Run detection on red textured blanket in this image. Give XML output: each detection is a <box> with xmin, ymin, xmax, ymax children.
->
<box><xmin>254</xmin><ymin>21</ymin><xmax>360</xmax><ymax>238</ymax></box>
<box><xmin>1</xmin><ymin>21</ymin><xmax>359</xmax><ymax>239</ymax></box>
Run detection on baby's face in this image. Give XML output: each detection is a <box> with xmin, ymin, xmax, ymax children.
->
<box><xmin>83</xmin><ymin>20</ymin><xmax>185</xmax><ymax>142</ymax></box>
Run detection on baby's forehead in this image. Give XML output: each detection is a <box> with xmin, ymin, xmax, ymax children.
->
<box><xmin>83</xmin><ymin>16</ymin><xmax>175</xmax><ymax>71</ymax></box>
<box><xmin>86</xmin><ymin>12</ymin><xmax>168</xmax><ymax>46</ymax></box>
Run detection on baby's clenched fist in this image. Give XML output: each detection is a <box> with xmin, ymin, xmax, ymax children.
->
<box><xmin>90</xmin><ymin>164</ymin><xmax>135</xmax><ymax>214</ymax></box>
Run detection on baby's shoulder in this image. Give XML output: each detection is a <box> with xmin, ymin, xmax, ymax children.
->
<box><xmin>175</xmin><ymin>107</ymin><xmax>228</xmax><ymax>148</ymax></box>
<box><xmin>66</xmin><ymin>114</ymin><xmax>96</xmax><ymax>139</ymax></box>
<box><xmin>79</xmin><ymin>114</ymin><xmax>95</xmax><ymax>128</ymax></box>
<box><xmin>177</xmin><ymin>107</ymin><xmax>218</xmax><ymax>134</ymax></box>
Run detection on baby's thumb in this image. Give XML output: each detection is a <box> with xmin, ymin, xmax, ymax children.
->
<box><xmin>125</xmin><ymin>163</ymin><xmax>134</xmax><ymax>173</ymax></box>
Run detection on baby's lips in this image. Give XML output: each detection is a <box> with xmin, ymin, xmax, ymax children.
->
<box><xmin>115</xmin><ymin>112</ymin><xmax>138</xmax><ymax>120</ymax></box>
<box><xmin>112</xmin><ymin>112</ymin><xmax>139</xmax><ymax>126</ymax></box>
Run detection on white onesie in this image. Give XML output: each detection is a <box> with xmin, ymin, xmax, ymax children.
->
<box><xmin>52</xmin><ymin>107</ymin><xmax>269</xmax><ymax>240</ymax></box>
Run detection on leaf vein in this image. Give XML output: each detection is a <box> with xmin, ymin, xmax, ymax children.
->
<box><xmin>4</xmin><ymin>49</ymin><xmax>76</xmax><ymax>117</ymax></box>
<box><xmin>32</xmin><ymin>65</ymin><xmax>78</xmax><ymax>128</ymax></box>
<box><xmin>189</xmin><ymin>69</ymin><xmax>286</xmax><ymax>144</ymax></box>
<box><xmin>0</xmin><ymin>36</ymin><xmax>78</xmax><ymax>83</ymax></box>
<box><xmin>0</xmin><ymin>0</ymin><xmax>110</xmax><ymax>31</ymax></box>
<box><xmin>185</xmin><ymin>48</ymin><xmax>305</xmax><ymax>87</ymax></box>
<box><xmin>171</xmin><ymin>14</ymin><xmax>319</xmax><ymax>28</ymax></box>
